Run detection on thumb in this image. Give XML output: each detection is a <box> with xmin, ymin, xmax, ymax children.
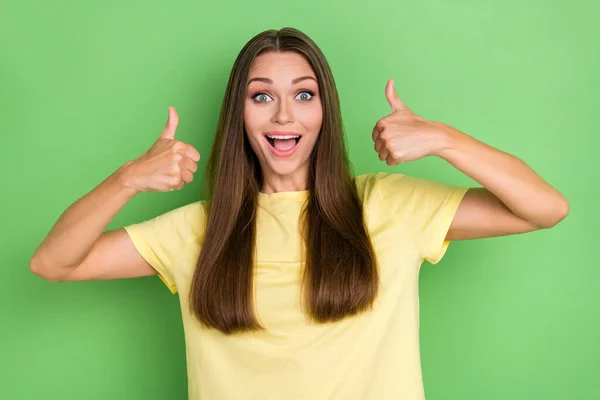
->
<box><xmin>160</xmin><ymin>106</ymin><xmax>179</xmax><ymax>140</ymax></box>
<box><xmin>385</xmin><ymin>79</ymin><xmax>406</xmax><ymax>112</ymax></box>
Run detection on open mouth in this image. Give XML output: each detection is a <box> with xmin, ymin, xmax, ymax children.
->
<box><xmin>265</xmin><ymin>136</ymin><xmax>301</xmax><ymax>147</ymax></box>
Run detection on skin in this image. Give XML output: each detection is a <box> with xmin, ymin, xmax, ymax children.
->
<box><xmin>30</xmin><ymin>52</ymin><xmax>569</xmax><ymax>284</ymax></box>
<box><xmin>373</xmin><ymin>79</ymin><xmax>570</xmax><ymax>239</ymax></box>
<box><xmin>243</xmin><ymin>51</ymin><xmax>569</xmax><ymax>239</ymax></box>
<box><xmin>244</xmin><ymin>52</ymin><xmax>323</xmax><ymax>194</ymax></box>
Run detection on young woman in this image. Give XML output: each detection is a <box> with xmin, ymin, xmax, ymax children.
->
<box><xmin>30</xmin><ymin>27</ymin><xmax>568</xmax><ymax>399</ymax></box>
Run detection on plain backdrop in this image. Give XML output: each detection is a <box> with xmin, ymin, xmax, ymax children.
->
<box><xmin>2</xmin><ymin>0</ymin><xmax>598</xmax><ymax>399</ymax></box>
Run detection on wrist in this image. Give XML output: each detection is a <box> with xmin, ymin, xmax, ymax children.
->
<box><xmin>114</xmin><ymin>161</ymin><xmax>140</xmax><ymax>198</ymax></box>
<box><xmin>431</xmin><ymin>122</ymin><xmax>467</xmax><ymax>159</ymax></box>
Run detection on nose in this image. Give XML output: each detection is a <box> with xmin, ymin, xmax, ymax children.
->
<box><xmin>272</xmin><ymin>97</ymin><xmax>294</xmax><ymax>125</ymax></box>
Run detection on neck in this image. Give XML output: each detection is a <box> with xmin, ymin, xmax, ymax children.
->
<box><xmin>260</xmin><ymin>171</ymin><xmax>309</xmax><ymax>194</ymax></box>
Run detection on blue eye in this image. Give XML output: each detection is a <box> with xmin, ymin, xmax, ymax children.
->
<box><xmin>296</xmin><ymin>91</ymin><xmax>314</xmax><ymax>101</ymax></box>
<box><xmin>254</xmin><ymin>93</ymin><xmax>272</xmax><ymax>103</ymax></box>
<box><xmin>251</xmin><ymin>91</ymin><xmax>315</xmax><ymax>103</ymax></box>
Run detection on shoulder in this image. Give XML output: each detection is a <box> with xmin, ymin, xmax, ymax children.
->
<box><xmin>353</xmin><ymin>171</ymin><xmax>410</xmax><ymax>200</ymax></box>
<box><xmin>168</xmin><ymin>201</ymin><xmax>208</xmax><ymax>242</ymax></box>
<box><xmin>353</xmin><ymin>172</ymin><xmax>468</xmax><ymax>215</ymax></box>
<box><xmin>353</xmin><ymin>172</ymin><xmax>406</xmax><ymax>216</ymax></box>
<box><xmin>126</xmin><ymin>200</ymin><xmax>208</xmax><ymax>246</ymax></box>
<box><xmin>354</xmin><ymin>171</ymin><xmax>444</xmax><ymax>190</ymax></box>
<box><xmin>171</xmin><ymin>200</ymin><xmax>207</xmax><ymax>223</ymax></box>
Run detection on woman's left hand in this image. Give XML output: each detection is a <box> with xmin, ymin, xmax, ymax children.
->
<box><xmin>372</xmin><ymin>79</ymin><xmax>451</xmax><ymax>166</ymax></box>
<box><xmin>371</xmin><ymin>79</ymin><xmax>569</xmax><ymax>234</ymax></box>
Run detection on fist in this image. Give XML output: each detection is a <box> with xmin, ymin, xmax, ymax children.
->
<box><xmin>121</xmin><ymin>107</ymin><xmax>201</xmax><ymax>193</ymax></box>
<box><xmin>372</xmin><ymin>79</ymin><xmax>445</xmax><ymax>166</ymax></box>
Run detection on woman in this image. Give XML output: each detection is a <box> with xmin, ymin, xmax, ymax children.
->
<box><xmin>30</xmin><ymin>27</ymin><xmax>568</xmax><ymax>399</ymax></box>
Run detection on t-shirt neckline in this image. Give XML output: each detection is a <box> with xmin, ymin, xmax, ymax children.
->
<box><xmin>257</xmin><ymin>190</ymin><xmax>309</xmax><ymax>204</ymax></box>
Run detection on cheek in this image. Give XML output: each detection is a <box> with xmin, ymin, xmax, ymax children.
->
<box><xmin>297</xmin><ymin>105</ymin><xmax>323</xmax><ymax>132</ymax></box>
<box><xmin>244</xmin><ymin>102</ymin><xmax>268</xmax><ymax>131</ymax></box>
<box><xmin>243</xmin><ymin>110</ymin><xmax>258</xmax><ymax>145</ymax></box>
<box><xmin>243</xmin><ymin>104</ymin><xmax>257</xmax><ymax>131</ymax></box>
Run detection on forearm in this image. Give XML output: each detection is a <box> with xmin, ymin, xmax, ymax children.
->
<box><xmin>31</xmin><ymin>163</ymin><xmax>138</xmax><ymax>273</ymax></box>
<box><xmin>435</xmin><ymin>124</ymin><xmax>569</xmax><ymax>228</ymax></box>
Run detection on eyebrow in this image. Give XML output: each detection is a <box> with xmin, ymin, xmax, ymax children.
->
<box><xmin>247</xmin><ymin>76</ymin><xmax>317</xmax><ymax>86</ymax></box>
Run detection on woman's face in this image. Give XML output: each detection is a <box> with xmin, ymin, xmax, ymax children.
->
<box><xmin>244</xmin><ymin>51</ymin><xmax>323</xmax><ymax>192</ymax></box>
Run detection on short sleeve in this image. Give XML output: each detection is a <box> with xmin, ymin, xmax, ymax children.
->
<box><xmin>123</xmin><ymin>201</ymin><xmax>205</xmax><ymax>294</ymax></box>
<box><xmin>376</xmin><ymin>172</ymin><xmax>469</xmax><ymax>264</ymax></box>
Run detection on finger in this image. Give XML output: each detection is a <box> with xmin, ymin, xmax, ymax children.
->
<box><xmin>385</xmin><ymin>79</ymin><xmax>406</xmax><ymax>112</ymax></box>
<box><xmin>374</xmin><ymin>138</ymin><xmax>384</xmax><ymax>153</ymax></box>
<box><xmin>167</xmin><ymin>175</ymin><xmax>182</xmax><ymax>191</ymax></box>
<box><xmin>169</xmin><ymin>174</ymin><xmax>184</xmax><ymax>190</ymax></box>
<box><xmin>378</xmin><ymin>148</ymin><xmax>389</xmax><ymax>162</ymax></box>
<box><xmin>372</xmin><ymin>122</ymin><xmax>383</xmax><ymax>142</ymax></box>
<box><xmin>181</xmin><ymin>169</ymin><xmax>194</xmax><ymax>184</ymax></box>
<box><xmin>180</xmin><ymin>156</ymin><xmax>198</xmax><ymax>174</ymax></box>
<box><xmin>372</xmin><ymin>126</ymin><xmax>379</xmax><ymax>142</ymax></box>
<box><xmin>160</xmin><ymin>106</ymin><xmax>179</xmax><ymax>140</ymax></box>
<box><xmin>386</xmin><ymin>153</ymin><xmax>399</xmax><ymax>166</ymax></box>
<box><xmin>183</xmin><ymin>145</ymin><xmax>201</xmax><ymax>162</ymax></box>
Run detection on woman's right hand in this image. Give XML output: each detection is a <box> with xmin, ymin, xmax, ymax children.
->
<box><xmin>119</xmin><ymin>106</ymin><xmax>201</xmax><ymax>194</ymax></box>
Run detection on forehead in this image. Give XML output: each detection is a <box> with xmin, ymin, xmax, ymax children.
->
<box><xmin>248</xmin><ymin>52</ymin><xmax>316</xmax><ymax>80</ymax></box>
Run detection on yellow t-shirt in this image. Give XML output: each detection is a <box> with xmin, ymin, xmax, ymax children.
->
<box><xmin>123</xmin><ymin>172</ymin><xmax>469</xmax><ymax>400</ymax></box>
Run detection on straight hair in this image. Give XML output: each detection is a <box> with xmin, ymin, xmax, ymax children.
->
<box><xmin>189</xmin><ymin>27</ymin><xmax>379</xmax><ymax>335</ymax></box>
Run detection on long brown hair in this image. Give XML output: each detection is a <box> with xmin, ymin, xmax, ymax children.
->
<box><xmin>189</xmin><ymin>27</ymin><xmax>378</xmax><ymax>335</ymax></box>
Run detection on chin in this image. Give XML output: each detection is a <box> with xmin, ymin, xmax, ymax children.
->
<box><xmin>264</xmin><ymin>158</ymin><xmax>303</xmax><ymax>176</ymax></box>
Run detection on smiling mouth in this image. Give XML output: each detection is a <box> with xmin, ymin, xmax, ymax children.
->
<box><xmin>265</xmin><ymin>136</ymin><xmax>301</xmax><ymax>147</ymax></box>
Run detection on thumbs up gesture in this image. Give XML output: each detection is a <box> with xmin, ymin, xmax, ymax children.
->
<box><xmin>121</xmin><ymin>107</ymin><xmax>201</xmax><ymax>193</ymax></box>
<box><xmin>372</xmin><ymin>79</ymin><xmax>448</xmax><ymax>166</ymax></box>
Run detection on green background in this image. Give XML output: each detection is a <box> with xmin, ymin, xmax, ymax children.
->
<box><xmin>2</xmin><ymin>0</ymin><xmax>598</xmax><ymax>399</ymax></box>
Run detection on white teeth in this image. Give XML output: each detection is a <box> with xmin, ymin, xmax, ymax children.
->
<box><xmin>266</xmin><ymin>135</ymin><xmax>300</xmax><ymax>139</ymax></box>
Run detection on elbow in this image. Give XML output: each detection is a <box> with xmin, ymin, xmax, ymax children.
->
<box><xmin>29</xmin><ymin>254</ymin><xmax>62</xmax><ymax>282</ymax></box>
<box><xmin>537</xmin><ymin>197</ymin><xmax>570</xmax><ymax>229</ymax></box>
